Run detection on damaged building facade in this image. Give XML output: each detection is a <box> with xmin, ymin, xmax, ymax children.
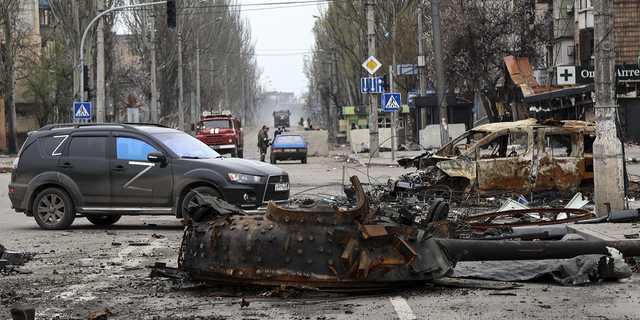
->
<box><xmin>502</xmin><ymin>0</ymin><xmax>640</xmax><ymax>142</ymax></box>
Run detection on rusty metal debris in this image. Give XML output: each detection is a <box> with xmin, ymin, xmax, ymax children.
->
<box><xmin>392</xmin><ymin>118</ymin><xmax>596</xmax><ymax>198</ymax></box>
<box><xmin>178</xmin><ymin>176</ymin><xmax>456</xmax><ymax>292</ymax></box>
<box><xmin>461</xmin><ymin>208</ymin><xmax>593</xmax><ymax>230</ymax></box>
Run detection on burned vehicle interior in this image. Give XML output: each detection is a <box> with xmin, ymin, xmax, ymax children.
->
<box><xmin>394</xmin><ymin>119</ymin><xmax>596</xmax><ymax>198</ymax></box>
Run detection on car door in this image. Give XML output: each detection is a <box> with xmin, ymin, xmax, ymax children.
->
<box><xmin>476</xmin><ymin>129</ymin><xmax>532</xmax><ymax>193</ymax></box>
<box><xmin>532</xmin><ymin>127</ymin><xmax>584</xmax><ymax>196</ymax></box>
<box><xmin>58</xmin><ymin>133</ymin><xmax>111</xmax><ymax>207</ymax></box>
<box><xmin>110</xmin><ymin>134</ymin><xmax>174</xmax><ymax>211</ymax></box>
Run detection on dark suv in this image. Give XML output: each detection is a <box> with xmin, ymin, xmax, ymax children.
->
<box><xmin>8</xmin><ymin>123</ymin><xmax>290</xmax><ymax>230</ymax></box>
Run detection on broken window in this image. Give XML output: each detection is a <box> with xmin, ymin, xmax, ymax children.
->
<box><xmin>478</xmin><ymin>132</ymin><xmax>528</xmax><ymax>159</ymax></box>
<box><xmin>544</xmin><ymin>134</ymin><xmax>576</xmax><ymax>157</ymax></box>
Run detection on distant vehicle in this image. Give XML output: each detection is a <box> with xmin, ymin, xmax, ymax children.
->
<box><xmin>8</xmin><ymin>123</ymin><xmax>289</xmax><ymax>230</ymax></box>
<box><xmin>195</xmin><ymin>111</ymin><xmax>244</xmax><ymax>157</ymax></box>
<box><xmin>271</xmin><ymin>134</ymin><xmax>308</xmax><ymax>164</ymax></box>
<box><xmin>273</xmin><ymin>110</ymin><xmax>291</xmax><ymax>128</ymax></box>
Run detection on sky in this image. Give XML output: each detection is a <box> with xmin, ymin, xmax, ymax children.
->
<box><xmin>239</xmin><ymin>0</ymin><xmax>325</xmax><ymax>97</ymax></box>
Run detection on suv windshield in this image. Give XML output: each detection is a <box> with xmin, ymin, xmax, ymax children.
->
<box><xmin>155</xmin><ymin>131</ymin><xmax>221</xmax><ymax>158</ymax></box>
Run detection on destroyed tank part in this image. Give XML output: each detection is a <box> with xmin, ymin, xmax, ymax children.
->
<box><xmin>440</xmin><ymin>238</ymin><xmax>640</xmax><ymax>260</ymax></box>
<box><xmin>178</xmin><ymin>176</ymin><xmax>456</xmax><ymax>292</ymax></box>
<box><xmin>438</xmin><ymin>239</ymin><xmax>609</xmax><ymax>261</ymax></box>
<box><xmin>461</xmin><ymin>208</ymin><xmax>593</xmax><ymax>230</ymax></box>
<box><xmin>184</xmin><ymin>193</ymin><xmax>246</xmax><ymax>222</ymax></box>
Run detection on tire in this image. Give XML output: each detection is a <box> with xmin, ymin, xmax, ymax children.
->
<box><xmin>230</xmin><ymin>147</ymin><xmax>237</xmax><ymax>157</ymax></box>
<box><xmin>270</xmin><ymin>155</ymin><xmax>276</xmax><ymax>164</ymax></box>
<box><xmin>237</xmin><ymin>146</ymin><xmax>244</xmax><ymax>158</ymax></box>
<box><xmin>86</xmin><ymin>215</ymin><xmax>121</xmax><ymax>226</ymax></box>
<box><xmin>33</xmin><ymin>188</ymin><xmax>76</xmax><ymax>230</ymax></box>
<box><xmin>301</xmin><ymin>157</ymin><xmax>307</xmax><ymax>164</ymax></box>
<box><xmin>424</xmin><ymin>200</ymin><xmax>443</xmax><ymax>224</ymax></box>
<box><xmin>181</xmin><ymin>186</ymin><xmax>222</xmax><ymax>221</ymax></box>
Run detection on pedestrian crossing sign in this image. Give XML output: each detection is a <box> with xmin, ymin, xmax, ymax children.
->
<box><xmin>74</xmin><ymin>102</ymin><xmax>91</xmax><ymax>119</ymax></box>
<box><xmin>381</xmin><ymin>93</ymin><xmax>401</xmax><ymax>111</ymax></box>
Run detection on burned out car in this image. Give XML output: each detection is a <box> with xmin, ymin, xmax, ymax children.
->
<box><xmin>392</xmin><ymin>119</ymin><xmax>596</xmax><ymax>197</ymax></box>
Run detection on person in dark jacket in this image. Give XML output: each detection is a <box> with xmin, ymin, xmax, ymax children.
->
<box><xmin>257</xmin><ymin>126</ymin><xmax>270</xmax><ymax>162</ymax></box>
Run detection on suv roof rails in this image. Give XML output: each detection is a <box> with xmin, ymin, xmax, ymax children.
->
<box><xmin>38</xmin><ymin>123</ymin><xmax>169</xmax><ymax>131</ymax></box>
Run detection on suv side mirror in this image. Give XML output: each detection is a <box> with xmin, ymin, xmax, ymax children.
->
<box><xmin>147</xmin><ymin>151</ymin><xmax>166</xmax><ymax>163</ymax></box>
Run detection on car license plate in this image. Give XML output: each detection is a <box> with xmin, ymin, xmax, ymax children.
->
<box><xmin>284</xmin><ymin>148</ymin><xmax>296</xmax><ymax>152</ymax></box>
<box><xmin>275</xmin><ymin>183</ymin><xmax>289</xmax><ymax>191</ymax></box>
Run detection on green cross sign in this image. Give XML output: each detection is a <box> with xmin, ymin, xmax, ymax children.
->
<box><xmin>560</xmin><ymin>68</ymin><xmax>573</xmax><ymax>82</ymax></box>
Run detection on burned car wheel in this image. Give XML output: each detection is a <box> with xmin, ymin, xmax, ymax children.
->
<box><xmin>86</xmin><ymin>215</ymin><xmax>121</xmax><ymax>226</ymax></box>
<box><xmin>33</xmin><ymin>188</ymin><xmax>76</xmax><ymax>230</ymax></box>
<box><xmin>182</xmin><ymin>186</ymin><xmax>223</xmax><ymax>221</ymax></box>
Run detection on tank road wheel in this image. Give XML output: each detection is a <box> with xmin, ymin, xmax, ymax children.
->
<box><xmin>86</xmin><ymin>215</ymin><xmax>122</xmax><ymax>226</ymax></box>
<box><xmin>230</xmin><ymin>147</ymin><xmax>238</xmax><ymax>157</ymax></box>
<box><xmin>33</xmin><ymin>188</ymin><xmax>76</xmax><ymax>230</ymax></box>
<box><xmin>181</xmin><ymin>186</ymin><xmax>222</xmax><ymax>221</ymax></box>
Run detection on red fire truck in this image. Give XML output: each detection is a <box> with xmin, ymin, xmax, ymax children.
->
<box><xmin>195</xmin><ymin>110</ymin><xmax>244</xmax><ymax>157</ymax></box>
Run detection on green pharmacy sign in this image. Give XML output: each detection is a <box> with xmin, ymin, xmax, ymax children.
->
<box><xmin>557</xmin><ymin>65</ymin><xmax>640</xmax><ymax>85</ymax></box>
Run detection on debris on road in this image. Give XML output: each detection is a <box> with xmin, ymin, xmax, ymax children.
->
<box><xmin>178</xmin><ymin>176</ymin><xmax>456</xmax><ymax>292</ymax></box>
<box><xmin>85</xmin><ymin>308</ymin><xmax>112</xmax><ymax>320</ymax></box>
<box><xmin>10</xmin><ymin>303</ymin><xmax>35</xmax><ymax>320</ymax></box>
<box><xmin>451</xmin><ymin>248</ymin><xmax>632</xmax><ymax>285</ymax></box>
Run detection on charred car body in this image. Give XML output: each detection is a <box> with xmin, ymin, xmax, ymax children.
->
<box><xmin>393</xmin><ymin>119</ymin><xmax>596</xmax><ymax>197</ymax></box>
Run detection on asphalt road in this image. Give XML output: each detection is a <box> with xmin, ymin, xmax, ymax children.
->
<box><xmin>2</xmin><ymin>141</ymin><xmax>640</xmax><ymax>319</ymax></box>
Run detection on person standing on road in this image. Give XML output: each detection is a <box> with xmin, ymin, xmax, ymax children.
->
<box><xmin>258</xmin><ymin>126</ymin><xmax>271</xmax><ymax>162</ymax></box>
<box><xmin>274</xmin><ymin>127</ymin><xmax>282</xmax><ymax>139</ymax></box>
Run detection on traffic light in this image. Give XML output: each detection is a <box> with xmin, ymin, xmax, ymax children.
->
<box><xmin>167</xmin><ymin>0</ymin><xmax>177</xmax><ymax>30</ymax></box>
<box><xmin>379</xmin><ymin>74</ymin><xmax>390</xmax><ymax>92</ymax></box>
<box><xmin>83</xmin><ymin>65</ymin><xmax>94</xmax><ymax>100</ymax></box>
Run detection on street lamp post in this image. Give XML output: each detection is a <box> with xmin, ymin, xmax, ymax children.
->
<box><xmin>196</xmin><ymin>17</ymin><xmax>222</xmax><ymax>117</ymax></box>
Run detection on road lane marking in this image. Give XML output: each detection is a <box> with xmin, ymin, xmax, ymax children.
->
<box><xmin>390</xmin><ymin>296</ymin><xmax>417</xmax><ymax>320</ymax></box>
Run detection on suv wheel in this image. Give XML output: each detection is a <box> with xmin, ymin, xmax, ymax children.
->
<box><xmin>33</xmin><ymin>188</ymin><xmax>76</xmax><ymax>230</ymax></box>
<box><xmin>86</xmin><ymin>215</ymin><xmax>122</xmax><ymax>226</ymax></box>
<box><xmin>181</xmin><ymin>186</ymin><xmax>223</xmax><ymax>221</ymax></box>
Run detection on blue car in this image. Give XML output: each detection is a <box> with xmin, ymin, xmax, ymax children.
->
<box><xmin>270</xmin><ymin>134</ymin><xmax>308</xmax><ymax>164</ymax></box>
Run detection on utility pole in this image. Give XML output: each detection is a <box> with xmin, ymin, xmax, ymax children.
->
<box><xmin>96</xmin><ymin>0</ymin><xmax>105</xmax><ymax>122</ymax></box>
<box><xmin>417</xmin><ymin>2</ymin><xmax>426</xmax><ymax>140</ymax></box>
<box><xmin>330</xmin><ymin>44</ymin><xmax>338</xmax><ymax>143</ymax></box>
<box><xmin>367</xmin><ymin>0</ymin><xmax>379</xmax><ymax>157</ymax></box>
<box><xmin>178</xmin><ymin>30</ymin><xmax>184</xmax><ymax>130</ymax></box>
<box><xmin>391</xmin><ymin>4</ymin><xmax>397</xmax><ymax>161</ymax></box>
<box><xmin>430</xmin><ymin>0</ymin><xmax>448</xmax><ymax>146</ymax></box>
<box><xmin>150</xmin><ymin>9</ymin><xmax>158</xmax><ymax>123</ymax></box>
<box><xmin>242</xmin><ymin>74</ymin><xmax>245</xmax><ymax>123</ymax></box>
<box><xmin>593</xmin><ymin>0</ymin><xmax>624</xmax><ymax>216</ymax></box>
<box><xmin>224</xmin><ymin>64</ymin><xmax>228</xmax><ymax>112</ymax></box>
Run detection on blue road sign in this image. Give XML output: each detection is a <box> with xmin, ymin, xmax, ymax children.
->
<box><xmin>361</xmin><ymin>77</ymin><xmax>385</xmax><ymax>93</ymax></box>
<box><xmin>397</xmin><ymin>64</ymin><xmax>419</xmax><ymax>76</ymax></box>
<box><xmin>74</xmin><ymin>102</ymin><xmax>91</xmax><ymax>119</ymax></box>
<box><xmin>381</xmin><ymin>93</ymin><xmax>401</xmax><ymax>111</ymax></box>
<box><xmin>407</xmin><ymin>92</ymin><xmax>417</xmax><ymax>107</ymax></box>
